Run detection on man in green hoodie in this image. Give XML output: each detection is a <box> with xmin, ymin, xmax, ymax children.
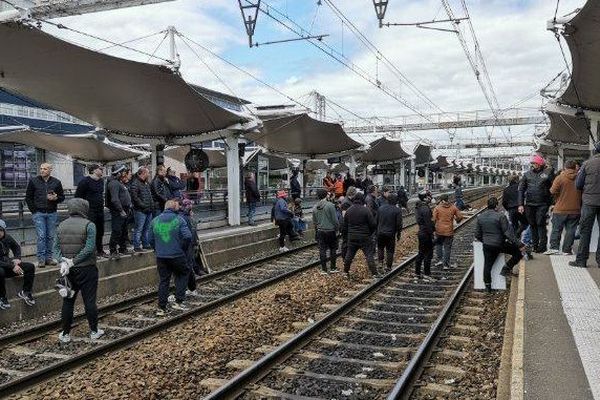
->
<box><xmin>312</xmin><ymin>189</ymin><xmax>339</xmax><ymax>274</ymax></box>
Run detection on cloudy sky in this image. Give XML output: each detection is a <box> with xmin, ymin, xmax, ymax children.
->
<box><xmin>36</xmin><ymin>0</ymin><xmax>586</xmax><ymax>151</ymax></box>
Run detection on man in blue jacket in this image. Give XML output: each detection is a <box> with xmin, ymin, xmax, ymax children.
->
<box><xmin>149</xmin><ymin>199</ymin><xmax>192</xmax><ymax>315</ymax></box>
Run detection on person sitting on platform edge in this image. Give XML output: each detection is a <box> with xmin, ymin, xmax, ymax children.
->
<box><xmin>312</xmin><ymin>189</ymin><xmax>340</xmax><ymax>274</ymax></box>
<box><xmin>433</xmin><ymin>193</ymin><xmax>463</xmax><ymax>270</ymax></box>
<box><xmin>475</xmin><ymin>196</ymin><xmax>523</xmax><ymax>293</ymax></box>
<box><xmin>149</xmin><ymin>199</ymin><xmax>192</xmax><ymax>316</ymax></box>
<box><xmin>25</xmin><ymin>162</ymin><xmax>65</xmax><ymax>268</ymax></box>
<box><xmin>0</xmin><ymin>219</ymin><xmax>36</xmax><ymax>309</ymax></box>
<box><xmin>546</xmin><ymin>160</ymin><xmax>581</xmax><ymax>255</ymax></box>
<box><xmin>292</xmin><ymin>197</ymin><xmax>306</xmax><ymax>236</ymax></box>
<box><xmin>570</xmin><ymin>142</ymin><xmax>600</xmax><ymax>268</ymax></box>
<box><xmin>75</xmin><ymin>163</ymin><xmax>107</xmax><ymax>257</ymax></box>
<box><xmin>55</xmin><ymin>198</ymin><xmax>104</xmax><ymax>343</ymax></box>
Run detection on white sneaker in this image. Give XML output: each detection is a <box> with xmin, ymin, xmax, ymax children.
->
<box><xmin>156</xmin><ymin>308</ymin><xmax>167</xmax><ymax>317</ymax></box>
<box><xmin>544</xmin><ymin>249</ymin><xmax>559</xmax><ymax>255</ymax></box>
<box><xmin>279</xmin><ymin>246</ymin><xmax>289</xmax><ymax>252</ymax></box>
<box><xmin>423</xmin><ymin>275</ymin><xmax>437</xmax><ymax>283</ymax></box>
<box><xmin>171</xmin><ymin>302</ymin><xmax>190</xmax><ymax>311</ymax></box>
<box><xmin>319</xmin><ymin>270</ymin><xmax>328</xmax><ymax>275</ymax></box>
<box><xmin>58</xmin><ymin>332</ymin><xmax>71</xmax><ymax>343</ymax></box>
<box><xmin>168</xmin><ymin>294</ymin><xmax>176</xmax><ymax>303</ymax></box>
<box><xmin>434</xmin><ymin>261</ymin><xmax>443</xmax><ymax>267</ymax></box>
<box><xmin>186</xmin><ymin>289</ymin><xmax>200</xmax><ymax>297</ymax></box>
<box><xmin>90</xmin><ymin>329</ymin><xmax>105</xmax><ymax>341</ymax></box>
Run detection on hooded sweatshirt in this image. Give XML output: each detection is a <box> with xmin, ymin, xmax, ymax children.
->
<box><xmin>433</xmin><ymin>202</ymin><xmax>464</xmax><ymax>237</ymax></box>
<box><xmin>312</xmin><ymin>199</ymin><xmax>339</xmax><ymax>232</ymax></box>
<box><xmin>0</xmin><ymin>223</ymin><xmax>21</xmax><ymax>269</ymax></box>
<box><xmin>55</xmin><ymin>198</ymin><xmax>96</xmax><ymax>267</ymax></box>
<box><xmin>415</xmin><ymin>200</ymin><xmax>435</xmax><ymax>236</ymax></box>
<box><xmin>550</xmin><ymin>168</ymin><xmax>582</xmax><ymax>215</ymax></box>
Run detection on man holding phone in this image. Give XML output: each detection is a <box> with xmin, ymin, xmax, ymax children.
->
<box><xmin>25</xmin><ymin>163</ymin><xmax>65</xmax><ymax>268</ymax></box>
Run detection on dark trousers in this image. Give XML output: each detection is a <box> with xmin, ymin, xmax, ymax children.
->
<box><xmin>109</xmin><ymin>210</ymin><xmax>129</xmax><ymax>253</ymax></box>
<box><xmin>157</xmin><ymin>256</ymin><xmax>188</xmax><ymax>309</ymax></box>
<box><xmin>576</xmin><ymin>204</ymin><xmax>600</xmax><ymax>265</ymax></box>
<box><xmin>415</xmin><ymin>232</ymin><xmax>433</xmax><ymax>276</ymax></box>
<box><xmin>525</xmin><ymin>205</ymin><xmax>549</xmax><ymax>251</ymax></box>
<box><xmin>317</xmin><ymin>230</ymin><xmax>338</xmax><ymax>271</ymax></box>
<box><xmin>89</xmin><ymin>209</ymin><xmax>105</xmax><ymax>253</ymax></box>
<box><xmin>61</xmin><ymin>266</ymin><xmax>99</xmax><ymax>334</ymax></box>
<box><xmin>341</xmin><ymin>237</ymin><xmax>348</xmax><ymax>260</ymax></box>
<box><xmin>549</xmin><ymin>213</ymin><xmax>579</xmax><ymax>253</ymax></box>
<box><xmin>0</xmin><ymin>262</ymin><xmax>35</xmax><ymax>298</ymax></box>
<box><xmin>344</xmin><ymin>238</ymin><xmax>378</xmax><ymax>275</ymax></box>
<box><xmin>508</xmin><ymin>208</ymin><xmax>528</xmax><ymax>238</ymax></box>
<box><xmin>377</xmin><ymin>234</ymin><xmax>396</xmax><ymax>270</ymax></box>
<box><xmin>277</xmin><ymin>219</ymin><xmax>297</xmax><ymax>247</ymax></box>
<box><xmin>435</xmin><ymin>235</ymin><xmax>454</xmax><ymax>267</ymax></box>
<box><xmin>482</xmin><ymin>243</ymin><xmax>522</xmax><ymax>285</ymax></box>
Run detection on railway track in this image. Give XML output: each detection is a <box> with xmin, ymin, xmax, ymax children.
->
<box><xmin>0</xmin><ymin>187</ymin><xmax>495</xmax><ymax>397</ymax></box>
<box><xmin>204</xmin><ymin>206</ymin><xmax>490</xmax><ymax>400</ymax></box>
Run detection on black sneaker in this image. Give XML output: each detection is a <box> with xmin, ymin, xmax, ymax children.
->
<box><xmin>499</xmin><ymin>266</ymin><xmax>511</xmax><ymax>277</ymax></box>
<box><xmin>45</xmin><ymin>259</ymin><xmax>58</xmax><ymax>266</ymax></box>
<box><xmin>485</xmin><ymin>284</ymin><xmax>492</xmax><ymax>293</ymax></box>
<box><xmin>97</xmin><ymin>250</ymin><xmax>110</xmax><ymax>259</ymax></box>
<box><xmin>142</xmin><ymin>246</ymin><xmax>153</xmax><ymax>250</ymax></box>
<box><xmin>568</xmin><ymin>261</ymin><xmax>587</xmax><ymax>268</ymax></box>
<box><xmin>109</xmin><ymin>251</ymin><xmax>121</xmax><ymax>260</ymax></box>
<box><xmin>0</xmin><ymin>297</ymin><xmax>10</xmax><ymax>310</ymax></box>
<box><xmin>17</xmin><ymin>291</ymin><xmax>35</xmax><ymax>306</ymax></box>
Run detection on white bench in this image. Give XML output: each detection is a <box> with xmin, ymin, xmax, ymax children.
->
<box><xmin>473</xmin><ymin>241</ymin><xmax>507</xmax><ymax>290</ymax></box>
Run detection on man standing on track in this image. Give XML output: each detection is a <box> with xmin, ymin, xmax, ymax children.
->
<box><xmin>342</xmin><ymin>192</ymin><xmax>380</xmax><ymax>279</ymax></box>
<box><xmin>312</xmin><ymin>189</ymin><xmax>339</xmax><ymax>274</ymax></box>
<box><xmin>415</xmin><ymin>190</ymin><xmax>435</xmax><ymax>282</ymax></box>
<box><xmin>273</xmin><ymin>190</ymin><xmax>298</xmax><ymax>252</ymax></box>
<box><xmin>475</xmin><ymin>197</ymin><xmax>523</xmax><ymax>293</ymax></box>
<box><xmin>518</xmin><ymin>155</ymin><xmax>554</xmax><ymax>253</ymax></box>
<box><xmin>433</xmin><ymin>194</ymin><xmax>463</xmax><ymax>270</ymax></box>
<box><xmin>503</xmin><ymin>175</ymin><xmax>528</xmax><ymax>239</ymax></box>
<box><xmin>75</xmin><ymin>163</ymin><xmax>107</xmax><ymax>258</ymax></box>
<box><xmin>377</xmin><ymin>193</ymin><xmax>403</xmax><ymax>272</ymax></box>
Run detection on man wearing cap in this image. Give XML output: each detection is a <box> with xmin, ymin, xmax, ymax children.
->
<box><xmin>25</xmin><ymin>163</ymin><xmax>65</xmax><ymax>267</ymax></box>
<box><xmin>75</xmin><ymin>164</ymin><xmax>107</xmax><ymax>257</ymax></box>
<box><xmin>106</xmin><ymin>165</ymin><xmax>132</xmax><ymax>258</ymax></box>
<box><xmin>518</xmin><ymin>154</ymin><xmax>555</xmax><ymax>253</ymax></box>
<box><xmin>570</xmin><ymin>142</ymin><xmax>600</xmax><ymax>268</ymax></box>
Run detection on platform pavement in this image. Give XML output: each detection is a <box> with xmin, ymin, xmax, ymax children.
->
<box><xmin>518</xmin><ymin>251</ymin><xmax>600</xmax><ymax>400</ymax></box>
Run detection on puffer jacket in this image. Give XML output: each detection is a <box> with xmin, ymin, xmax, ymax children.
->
<box><xmin>342</xmin><ymin>201</ymin><xmax>376</xmax><ymax>242</ymax></box>
<box><xmin>151</xmin><ymin>176</ymin><xmax>173</xmax><ymax>211</ymax></box>
<box><xmin>518</xmin><ymin>166</ymin><xmax>555</xmax><ymax>207</ymax></box>
<box><xmin>502</xmin><ymin>182</ymin><xmax>519</xmax><ymax>210</ymax></box>
<box><xmin>415</xmin><ymin>200</ymin><xmax>435</xmax><ymax>236</ymax></box>
<box><xmin>475</xmin><ymin>208</ymin><xmax>520</xmax><ymax>248</ymax></box>
<box><xmin>25</xmin><ymin>175</ymin><xmax>65</xmax><ymax>213</ymax></box>
<box><xmin>433</xmin><ymin>202</ymin><xmax>463</xmax><ymax>237</ymax></box>
<box><xmin>129</xmin><ymin>175</ymin><xmax>154</xmax><ymax>213</ymax></box>
<box><xmin>377</xmin><ymin>203</ymin><xmax>403</xmax><ymax>238</ymax></box>
<box><xmin>550</xmin><ymin>169</ymin><xmax>581</xmax><ymax>215</ymax></box>
<box><xmin>576</xmin><ymin>154</ymin><xmax>600</xmax><ymax>206</ymax></box>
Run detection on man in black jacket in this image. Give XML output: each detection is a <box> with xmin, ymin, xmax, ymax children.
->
<box><xmin>476</xmin><ymin>197</ymin><xmax>523</xmax><ymax>293</ymax></box>
<box><xmin>75</xmin><ymin>164</ymin><xmax>106</xmax><ymax>257</ymax></box>
<box><xmin>151</xmin><ymin>165</ymin><xmax>173</xmax><ymax>217</ymax></box>
<box><xmin>290</xmin><ymin>170</ymin><xmax>301</xmax><ymax>200</ymax></box>
<box><xmin>342</xmin><ymin>193</ymin><xmax>380</xmax><ymax>278</ymax></box>
<box><xmin>244</xmin><ymin>172</ymin><xmax>261</xmax><ymax>226</ymax></box>
<box><xmin>0</xmin><ymin>219</ymin><xmax>36</xmax><ymax>309</ymax></box>
<box><xmin>518</xmin><ymin>155</ymin><xmax>554</xmax><ymax>253</ymax></box>
<box><xmin>397</xmin><ymin>186</ymin><xmax>409</xmax><ymax>209</ymax></box>
<box><xmin>377</xmin><ymin>194</ymin><xmax>403</xmax><ymax>271</ymax></box>
<box><xmin>25</xmin><ymin>163</ymin><xmax>65</xmax><ymax>267</ymax></box>
<box><xmin>129</xmin><ymin>167</ymin><xmax>154</xmax><ymax>251</ymax></box>
<box><xmin>106</xmin><ymin>166</ymin><xmax>132</xmax><ymax>258</ymax></box>
<box><xmin>415</xmin><ymin>190</ymin><xmax>435</xmax><ymax>281</ymax></box>
<box><xmin>502</xmin><ymin>175</ymin><xmax>528</xmax><ymax>238</ymax></box>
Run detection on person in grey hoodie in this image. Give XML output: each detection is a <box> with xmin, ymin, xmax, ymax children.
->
<box><xmin>312</xmin><ymin>189</ymin><xmax>340</xmax><ymax>274</ymax></box>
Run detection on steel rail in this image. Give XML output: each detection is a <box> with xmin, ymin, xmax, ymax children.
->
<box><xmin>204</xmin><ymin>205</ymin><xmax>487</xmax><ymax>400</ymax></box>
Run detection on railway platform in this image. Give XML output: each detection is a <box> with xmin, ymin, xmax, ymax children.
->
<box><xmin>506</xmin><ymin>252</ymin><xmax>600</xmax><ymax>400</ymax></box>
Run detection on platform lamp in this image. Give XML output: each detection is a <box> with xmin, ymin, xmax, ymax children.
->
<box><xmin>372</xmin><ymin>0</ymin><xmax>389</xmax><ymax>28</ymax></box>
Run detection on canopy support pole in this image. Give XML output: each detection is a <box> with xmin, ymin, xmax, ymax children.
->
<box><xmin>301</xmin><ymin>160</ymin><xmax>307</xmax><ymax>198</ymax></box>
<box><xmin>590</xmin><ymin>118</ymin><xmax>598</xmax><ymax>158</ymax></box>
<box><xmin>557</xmin><ymin>147</ymin><xmax>565</xmax><ymax>170</ymax></box>
<box><xmin>226</xmin><ymin>134</ymin><xmax>241</xmax><ymax>226</ymax></box>
<box><xmin>424</xmin><ymin>165</ymin><xmax>429</xmax><ymax>189</ymax></box>
<box><xmin>348</xmin><ymin>156</ymin><xmax>357</xmax><ymax>178</ymax></box>
<box><xmin>400</xmin><ymin>160</ymin><xmax>406</xmax><ymax>189</ymax></box>
<box><xmin>410</xmin><ymin>157</ymin><xmax>416</xmax><ymax>194</ymax></box>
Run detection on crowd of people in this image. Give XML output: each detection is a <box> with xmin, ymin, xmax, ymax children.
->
<box><xmin>1</xmin><ymin>143</ymin><xmax>599</xmax><ymax>336</ymax></box>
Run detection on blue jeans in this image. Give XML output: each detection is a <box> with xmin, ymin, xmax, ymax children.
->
<box><xmin>32</xmin><ymin>211</ymin><xmax>58</xmax><ymax>262</ymax></box>
<box><xmin>247</xmin><ymin>202</ymin><xmax>257</xmax><ymax>224</ymax></box>
<box><xmin>133</xmin><ymin>211</ymin><xmax>153</xmax><ymax>249</ymax></box>
<box><xmin>549</xmin><ymin>214</ymin><xmax>579</xmax><ymax>253</ymax></box>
